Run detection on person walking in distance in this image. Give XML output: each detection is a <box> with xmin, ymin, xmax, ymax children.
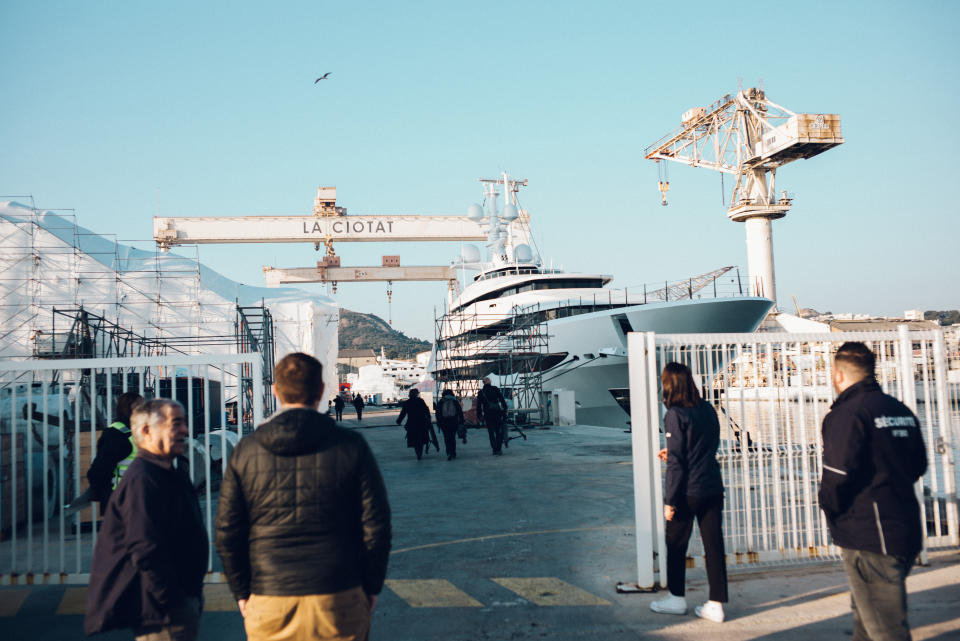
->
<box><xmin>333</xmin><ymin>394</ymin><xmax>345</xmax><ymax>422</ymax></box>
<box><xmin>819</xmin><ymin>342</ymin><xmax>927</xmax><ymax>641</ymax></box>
<box><xmin>353</xmin><ymin>393</ymin><xmax>365</xmax><ymax>422</ymax></box>
<box><xmin>436</xmin><ymin>389</ymin><xmax>464</xmax><ymax>460</ymax></box>
<box><xmin>215</xmin><ymin>353</ymin><xmax>391</xmax><ymax>641</ymax></box>
<box><xmin>85</xmin><ymin>399</ymin><xmax>207</xmax><ymax>641</ymax></box>
<box><xmin>477</xmin><ymin>377</ymin><xmax>508</xmax><ymax>455</ymax></box>
<box><xmin>649</xmin><ymin>362</ymin><xmax>728</xmax><ymax>623</ymax></box>
<box><xmin>397</xmin><ymin>388</ymin><xmax>432</xmax><ymax>460</ymax></box>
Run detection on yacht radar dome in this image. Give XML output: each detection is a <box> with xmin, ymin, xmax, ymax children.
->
<box><xmin>514</xmin><ymin>244</ymin><xmax>533</xmax><ymax>263</ymax></box>
<box><xmin>461</xmin><ymin>244</ymin><xmax>481</xmax><ymax>263</ymax></box>
<box><xmin>467</xmin><ymin>204</ymin><xmax>484</xmax><ymax>220</ymax></box>
<box><xmin>501</xmin><ymin>204</ymin><xmax>519</xmax><ymax>221</ymax></box>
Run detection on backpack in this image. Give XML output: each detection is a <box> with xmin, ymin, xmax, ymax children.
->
<box><xmin>439</xmin><ymin>396</ymin><xmax>459</xmax><ymax>419</ymax></box>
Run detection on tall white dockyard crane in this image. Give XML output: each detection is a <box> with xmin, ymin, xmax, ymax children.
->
<box><xmin>644</xmin><ymin>87</ymin><xmax>843</xmax><ymax>309</ymax></box>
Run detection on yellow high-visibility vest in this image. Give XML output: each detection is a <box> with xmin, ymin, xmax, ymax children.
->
<box><xmin>111</xmin><ymin>421</ymin><xmax>137</xmax><ymax>489</ymax></box>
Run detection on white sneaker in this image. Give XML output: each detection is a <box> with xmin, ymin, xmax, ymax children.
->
<box><xmin>695</xmin><ymin>600</ymin><xmax>725</xmax><ymax>623</ymax></box>
<box><xmin>650</xmin><ymin>593</ymin><xmax>687</xmax><ymax>615</ymax></box>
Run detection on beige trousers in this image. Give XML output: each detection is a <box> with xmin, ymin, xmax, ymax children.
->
<box><xmin>244</xmin><ymin>586</ymin><xmax>371</xmax><ymax>641</ymax></box>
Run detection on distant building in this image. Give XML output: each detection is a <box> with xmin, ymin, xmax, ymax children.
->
<box><xmin>766</xmin><ymin>313</ymin><xmax>940</xmax><ymax>334</ymax></box>
<box><xmin>904</xmin><ymin>309</ymin><xmax>925</xmax><ymax>321</ymax></box>
<box><xmin>338</xmin><ymin>348</ymin><xmax>378</xmax><ymax>369</ymax></box>
<box><xmin>826</xmin><ymin>318</ymin><xmax>938</xmax><ymax>332</ymax></box>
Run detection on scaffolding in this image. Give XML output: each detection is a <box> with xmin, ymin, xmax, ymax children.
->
<box><xmin>0</xmin><ymin>203</ymin><xmax>278</xmax><ymax>424</ymax></box>
<box><xmin>33</xmin><ymin>307</ymin><xmax>167</xmax><ymax>359</ymax></box>
<box><xmin>236</xmin><ymin>304</ymin><xmax>277</xmax><ymax>416</ymax></box>
<box><xmin>434</xmin><ymin>303</ymin><xmax>550</xmax><ymax>425</ymax></box>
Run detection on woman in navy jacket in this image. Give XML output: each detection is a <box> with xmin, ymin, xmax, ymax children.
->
<box><xmin>649</xmin><ymin>362</ymin><xmax>728</xmax><ymax>623</ymax></box>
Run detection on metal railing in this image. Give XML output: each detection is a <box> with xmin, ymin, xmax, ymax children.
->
<box><xmin>0</xmin><ymin>354</ymin><xmax>264</xmax><ymax>584</ymax></box>
<box><xmin>627</xmin><ymin>328</ymin><xmax>959</xmax><ymax>589</ymax></box>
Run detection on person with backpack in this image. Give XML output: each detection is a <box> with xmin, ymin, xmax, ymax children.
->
<box><xmin>436</xmin><ymin>389</ymin><xmax>464</xmax><ymax>460</ymax></box>
<box><xmin>477</xmin><ymin>377</ymin><xmax>508</xmax><ymax>455</ymax></box>
<box><xmin>397</xmin><ymin>389</ymin><xmax>432</xmax><ymax>460</ymax></box>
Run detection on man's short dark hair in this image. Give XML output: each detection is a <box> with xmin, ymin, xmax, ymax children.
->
<box><xmin>274</xmin><ymin>353</ymin><xmax>324</xmax><ymax>405</ymax></box>
<box><xmin>115</xmin><ymin>391</ymin><xmax>144</xmax><ymax>425</ymax></box>
<box><xmin>835</xmin><ymin>342</ymin><xmax>876</xmax><ymax>378</ymax></box>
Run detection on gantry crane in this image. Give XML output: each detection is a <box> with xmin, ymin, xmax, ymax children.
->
<box><xmin>644</xmin><ymin>87</ymin><xmax>843</xmax><ymax>308</ymax></box>
<box><xmin>152</xmin><ymin>186</ymin><xmax>529</xmax><ymax>310</ymax></box>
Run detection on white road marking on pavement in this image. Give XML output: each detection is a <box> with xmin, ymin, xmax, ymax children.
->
<box><xmin>55</xmin><ymin>587</ymin><xmax>86</xmax><ymax>615</ymax></box>
<box><xmin>492</xmin><ymin>578</ymin><xmax>611</xmax><ymax>606</ymax></box>
<box><xmin>384</xmin><ymin>579</ymin><xmax>482</xmax><ymax>608</ymax></box>
<box><xmin>0</xmin><ymin>589</ymin><xmax>30</xmax><ymax>616</ymax></box>
<box><xmin>390</xmin><ymin>525</ymin><xmax>632</xmax><ymax>554</ymax></box>
<box><xmin>203</xmin><ymin>583</ymin><xmax>239</xmax><ymax>611</ymax></box>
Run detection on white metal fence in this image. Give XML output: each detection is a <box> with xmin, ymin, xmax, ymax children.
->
<box><xmin>0</xmin><ymin>354</ymin><xmax>264</xmax><ymax>584</ymax></box>
<box><xmin>628</xmin><ymin>328</ymin><xmax>959</xmax><ymax>590</ymax></box>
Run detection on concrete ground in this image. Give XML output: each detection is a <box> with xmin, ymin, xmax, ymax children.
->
<box><xmin>1</xmin><ymin>410</ymin><xmax>958</xmax><ymax>640</ymax></box>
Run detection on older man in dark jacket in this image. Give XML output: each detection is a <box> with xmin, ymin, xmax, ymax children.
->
<box><xmin>820</xmin><ymin>342</ymin><xmax>927</xmax><ymax>641</ymax></box>
<box><xmin>85</xmin><ymin>398</ymin><xmax>207</xmax><ymax>641</ymax></box>
<box><xmin>216</xmin><ymin>352</ymin><xmax>391</xmax><ymax>641</ymax></box>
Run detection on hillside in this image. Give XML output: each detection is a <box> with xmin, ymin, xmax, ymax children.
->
<box><xmin>925</xmin><ymin>310</ymin><xmax>959</xmax><ymax>326</ymax></box>
<box><xmin>338</xmin><ymin>308</ymin><xmax>431</xmax><ymax>359</ymax></box>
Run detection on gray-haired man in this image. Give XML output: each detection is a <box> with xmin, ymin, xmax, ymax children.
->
<box><xmin>85</xmin><ymin>398</ymin><xmax>208</xmax><ymax>641</ymax></box>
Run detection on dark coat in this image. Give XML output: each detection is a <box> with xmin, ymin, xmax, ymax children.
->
<box><xmin>353</xmin><ymin>395</ymin><xmax>365</xmax><ymax>410</ymax></box>
<box><xmin>215</xmin><ymin>408</ymin><xmax>391</xmax><ymax>600</ymax></box>
<box><xmin>819</xmin><ymin>378</ymin><xmax>927</xmax><ymax>557</ymax></box>
<box><xmin>476</xmin><ymin>384</ymin><xmax>506</xmax><ymax>424</ymax></box>
<box><xmin>664</xmin><ymin>401</ymin><xmax>724</xmax><ymax>506</ymax></box>
<box><xmin>86</xmin><ymin>422</ymin><xmax>133</xmax><ymax>504</ymax></box>
<box><xmin>397</xmin><ymin>397</ymin><xmax>432</xmax><ymax>448</ymax></box>
<box><xmin>84</xmin><ymin>454</ymin><xmax>207</xmax><ymax>635</ymax></box>
<box><xmin>334</xmin><ymin>396</ymin><xmax>345</xmax><ymax>411</ymax></box>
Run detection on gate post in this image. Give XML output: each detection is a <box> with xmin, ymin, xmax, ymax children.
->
<box><xmin>899</xmin><ymin>325</ymin><xmax>928</xmax><ymax>563</ymax></box>
<box><xmin>932</xmin><ymin>331</ymin><xmax>959</xmax><ymax>546</ymax></box>
<box><xmin>628</xmin><ymin>332</ymin><xmax>663</xmax><ymax>589</ymax></box>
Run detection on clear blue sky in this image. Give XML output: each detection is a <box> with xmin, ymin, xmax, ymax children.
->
<box><xmin>2</xmin><ymin>0</ymin><xmax>958</xmax><ymax>341</ymax></box>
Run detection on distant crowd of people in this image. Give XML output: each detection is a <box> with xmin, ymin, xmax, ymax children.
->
<box><xmin>81</xmin><ymin>341</ymin><xmax>927</xmax><ymax>640</ymax></box>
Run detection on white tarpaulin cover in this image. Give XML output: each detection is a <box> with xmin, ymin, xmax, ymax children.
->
<box><xmin>0</xmin><ymin>201</ymin><xmax>339</xmax><ymax>397</ymax></box>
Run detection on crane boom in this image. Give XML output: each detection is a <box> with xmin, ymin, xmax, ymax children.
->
<box><xmin>154</xmin><ymin>214</ymin><xmax>487</xmax><ymax>249</ymax></box>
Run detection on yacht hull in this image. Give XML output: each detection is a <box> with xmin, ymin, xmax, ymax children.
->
<box><xmin>541</xmin><ymin>297</ymin><xmax>774</xmax><ymax>428</ymax></box>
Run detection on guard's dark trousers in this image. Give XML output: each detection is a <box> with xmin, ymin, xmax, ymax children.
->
<box><xmin>842</xmin><ymin>548</ymin><xmax>913</xmax><ymax>641</ymax></box>
<box><xmin>665</xmin><ymin>493</ymin><xmax>728</xmax><ymax>602</ymax></box>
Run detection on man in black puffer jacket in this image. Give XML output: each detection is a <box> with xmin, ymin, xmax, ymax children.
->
<box><xmin>819</xmin><ymin>342</ymin><xmax>927</xmax><ymax>641</ymax></box>
<box><xmin>215</xmin><ymin>353</ymin><xmax>391</xmax><ymax>641</ymax></box>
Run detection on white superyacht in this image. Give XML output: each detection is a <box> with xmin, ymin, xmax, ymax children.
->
<box><xmin>431</xmin><ymin>175</ymin><xmax>774</xmax><ymax>428</ymax></box>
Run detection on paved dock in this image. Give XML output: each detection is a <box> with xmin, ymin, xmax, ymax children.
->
<box><xmin>1</xmin><ymin>412</ymin><xmax>958</xmax><ymax>640</ymax></box>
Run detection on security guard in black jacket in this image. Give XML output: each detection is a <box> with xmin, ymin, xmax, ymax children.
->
<box><xmin>819</xmin><ymin>342</ymin><xmax>927</xmax><ymax>641</ymax></box>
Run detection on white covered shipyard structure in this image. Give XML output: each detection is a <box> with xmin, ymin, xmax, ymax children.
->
<box><xmin>0</xmin><ymin>201</ymin><xmax>339</xmax><ymax>582</ymax></box>
<box><xmin>0</xmin><ymin>200</ymin><xmax>338</xmax><ymax>385</ymax></box>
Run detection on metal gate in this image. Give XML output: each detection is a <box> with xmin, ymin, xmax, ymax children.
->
<box><xmin>0</xmin><ymin>354</ymin><xmax>264</xmax><ymax>584</ymax></box>
<box><xmin>627</xmin><ymin>328</ymin><xmax>959</xmax><ymax>590</ymax></box>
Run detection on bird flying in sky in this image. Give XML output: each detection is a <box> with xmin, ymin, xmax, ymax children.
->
<box><xmin>314</xmin><ymin>73</ymin><xmax>331</xmax><ymax>83</ymax></box>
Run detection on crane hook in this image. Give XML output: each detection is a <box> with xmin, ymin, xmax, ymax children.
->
<box><xmin>657</xmin><ymin>160</ymin><xmax>670</xmax><ymax>206</ymax></box>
